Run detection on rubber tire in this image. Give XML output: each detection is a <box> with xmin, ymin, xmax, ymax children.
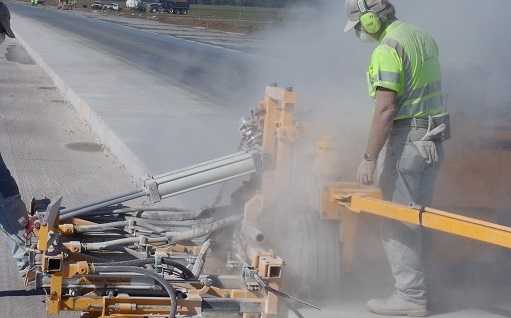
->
<box><xmin>258</xmin><ymin>182</ymin><xmax>342</xmax><ymax>302</ymax></box>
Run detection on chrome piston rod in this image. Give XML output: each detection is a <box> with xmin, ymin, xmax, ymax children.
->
<box><xmin>61</xmin><ymin>151</ymin><xmax>259</xmax><ymax>220</ymax></box>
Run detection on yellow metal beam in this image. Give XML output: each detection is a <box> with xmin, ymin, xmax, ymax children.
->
<box><xmin>48</xmin><ymin>273</ymin><xmax>63</xmax><ymax>315</ymax></box>
<box><xmin>345</xmin><ymin>195</ymin><xmax>511</xmax><ymax>249</ymax></box>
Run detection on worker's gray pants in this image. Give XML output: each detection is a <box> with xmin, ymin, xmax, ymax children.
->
<box><xmin>378</xmin><ymin>127</ymin><xmax>443</xmax><ymax>305</ymax></box>
<box><xmin>0</xmin><ymin>194</ymin><xmax>28</xmax><ymax>272</ymax></box>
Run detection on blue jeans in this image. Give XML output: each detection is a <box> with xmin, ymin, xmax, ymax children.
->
<box><xmin>0</xmin><ymin>194</ymin><xmax>29</xmax><ymax>271</ymax></box>
<box><xmin>378</xmin><ymin>127</ymin><xmax>443</xmax><ymax>305</ymax></box>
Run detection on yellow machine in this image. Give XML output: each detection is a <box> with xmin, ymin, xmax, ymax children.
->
<box><xmin>25</xmin><ymin>85</ymin><xmax>511</xmax><ymax>317</ymax></box>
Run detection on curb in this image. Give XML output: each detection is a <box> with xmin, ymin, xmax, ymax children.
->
<box><xmin>14</xmin><ymin>22</ymin><xmax>149</xmax><ymax>187</ymax></box>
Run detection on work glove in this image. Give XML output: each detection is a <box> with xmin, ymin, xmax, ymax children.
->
<box><xmin>357</xmin><ymin>158</ymin><xmax>377</xmax><ymax>185</ymax></box>
<box><xmin>412</xmin><ymin>120</ymin><xmax>445</xmax><ymax>165</ymax></box>
<box><xmin>413</xmin><ymin>140</ymin><xmax>438</xmax><ymax>165</ymax></box>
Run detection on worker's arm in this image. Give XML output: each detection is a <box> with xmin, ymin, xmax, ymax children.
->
<box><xmin>365</xmin><ymin>87</ymin><xmax>398</xmax><ymax>160</ymax></box>
<box><xmin>357</xmin><ymin>88</ymin><xmax>397</xmax><ymax>184</ymax></box>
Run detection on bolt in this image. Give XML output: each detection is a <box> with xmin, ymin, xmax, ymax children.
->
<box><xmin>286</xmin><ymin>86</ymin><xmax>294</xmax><ymax>92</ymax></box>
<box><xmin>270</xmin><ymin>82</ymin><xmax>278</xmax><ymax>87</ymax></box>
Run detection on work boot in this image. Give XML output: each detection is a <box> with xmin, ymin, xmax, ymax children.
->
<box><xmin>367</xmin><ymin>294</ymin><xmax>428</xmax><ymax>317</ymax></box>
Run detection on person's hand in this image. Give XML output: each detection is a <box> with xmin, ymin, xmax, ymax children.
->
<box><xmin>357</xmin><ymin>157</ymin><xmax>377</xmax><ymax>185</ymax></box>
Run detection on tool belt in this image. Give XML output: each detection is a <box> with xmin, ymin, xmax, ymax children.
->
<box><xmin>393</xmin><ymin>113</ymin><xmax>451</xmax><ymax>142</ymax></box>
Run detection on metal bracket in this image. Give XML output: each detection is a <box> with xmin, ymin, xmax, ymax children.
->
<box><xmin>46</xmin><ymin>197</ymin><xmax>63</xmax><ymax>230</ymax></box>
<box><xmin>144</xmin><ymin>178</ymin><xmax>161</xmax><ymax>204</ymax></box>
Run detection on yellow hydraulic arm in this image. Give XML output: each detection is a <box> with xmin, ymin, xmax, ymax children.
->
<box><xmin>321</xmin><ymin>182</ymin><xmax>511</xmax><ymax>271</ymax></box>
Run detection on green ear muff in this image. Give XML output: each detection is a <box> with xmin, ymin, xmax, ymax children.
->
<box><xmin>360</xmin><ymin>11</ymin><xmax>382</xmax><ymax>34</ymax></box>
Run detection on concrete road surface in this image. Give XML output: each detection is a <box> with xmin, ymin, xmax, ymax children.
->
<box><xmin>9</xmin><ymin>1</ymin><xmax>270</xmax><ymax>212</ymax></box>
<box><xmin>0</xmin><ymin>38</ymin><xmax>135</xmax><ymax>318</ymax></box>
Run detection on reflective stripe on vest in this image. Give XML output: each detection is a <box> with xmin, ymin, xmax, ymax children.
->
<box><xmin>383</xmin><ymin>37</ymin><xmax>445</xmax><ymax>120</ymax></box>
<box><xmin>378</xmin><ymin>70</ymin><xmax>401</xmax><ymax>83</ymax></box>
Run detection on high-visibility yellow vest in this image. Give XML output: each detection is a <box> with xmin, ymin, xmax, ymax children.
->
<box><xmin>367</xmin><ymin>21</ymin><xmax>448</xmax><ymax>120</ymax></box>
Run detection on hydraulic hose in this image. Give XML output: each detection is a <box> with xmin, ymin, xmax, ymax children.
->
<box><xmin>83</xmin><ymin>215</ymin><xmax>241</xmax><ymax>251</ymax></box>
<box><xmin>95</xmin><ymin>258</ymin><xmax>195</xmax><ymax>280</ymax></box>
<box><xmin>192</xmin><ymin>239</ymin><xmax>211</xmax><ymax>277</ymax></box>
<box><xmin>93</xmin><ymin>266</ymin><xmax>177</xmax><ymax>318</ymax></box>
<box><xmin>61</xmin><ymin>190</ymin><xmax>146</xmax><ymax>220</ymax></box>
<box><xmin>75</xmin><ymin>221</ymin><xmax>129</xmax><ymax>233</ymax></box>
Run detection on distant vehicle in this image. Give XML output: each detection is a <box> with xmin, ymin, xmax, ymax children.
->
<box><xmin>90</xmin><ymin>1</ymin><xmax>104</xmax><ymax>9</ymax></box>
<box><xmin>126</xmin><ymin>0</ymin><xmax>156</xmax><ymax>12</ymax></box>
<box><xmin>145</xmin><ymin>2</ymin><xmax>162</xmax><ymax>13</ymax></box>
<box><xmin>109</xmin><ymin>3</ymin><xmax>121</xmax><ymax>10</ymax></box>
<box><xmin>91</xmin><ymin>1</ymin><xmax>121</xmax><ymax>10</ymax></box>
<box><xmin>58</xmin><ymin>0</ymin><xmax>75</xmax><ymax>9</ymax></box>
<box><xmin>125</xmin><ymin>0</ymin><xmax>139</xmax><ymax>9</ymax></box>
<box><xmin>30</xmin><ymin>0</ymin><xmax>47</xmax><ymax>5</ymax></box>
<box><xmin>160</xmin><ymin>0</ymin><xmax>189</xmax><ymax>15</ymax></box>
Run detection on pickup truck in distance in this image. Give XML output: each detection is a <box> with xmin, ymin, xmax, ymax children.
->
<box><xmin>161</xmin><ymin>0</ymin><xmax>190</xmax><ymax>14</ymax></box>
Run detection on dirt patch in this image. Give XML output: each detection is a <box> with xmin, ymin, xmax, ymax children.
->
<box><xmin>5</xmin><ymin>45</ymin><xmax>35</xmax><ymax>65</ymax></box>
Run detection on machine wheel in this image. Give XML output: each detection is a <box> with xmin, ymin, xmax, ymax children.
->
<box><xmin>259</xmin><ymin>186</ymin><xmax>342</xmax><ymax>301</ymax></box>
<box><xmin>168</xmin><ymin>8</ymin><xmax>174</xmax><ymax>14</ymax></box>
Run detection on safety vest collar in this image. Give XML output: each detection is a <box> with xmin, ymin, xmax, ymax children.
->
<box><xmin>378</xmin><ymin>20</ymin><xmax>401</xmax><ymax>43</ymax></box>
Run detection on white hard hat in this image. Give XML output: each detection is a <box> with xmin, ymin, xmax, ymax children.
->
<box><xmin>344</xmin><ymin>0</ymin><xmax>393</xmax><ymax>32</ymax></box>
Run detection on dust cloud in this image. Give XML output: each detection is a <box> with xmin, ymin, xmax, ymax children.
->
<box><xmin>243</xmin><ymin>0</ymin><xmax>511</xmax><ymax>315</ymax></box>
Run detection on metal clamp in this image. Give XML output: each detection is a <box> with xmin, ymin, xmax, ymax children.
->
<box><xmin>144</xmin><ymin>178</ymin><xmax>161</xmax><ymax>204</ymax></box>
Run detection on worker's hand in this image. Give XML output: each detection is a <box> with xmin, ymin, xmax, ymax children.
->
<box><xmin>357</xmin><ymin>158</ymin><xmax>377</xmax><ymax>185</ymax></box>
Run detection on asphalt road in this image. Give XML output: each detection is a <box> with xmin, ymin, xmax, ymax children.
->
<box><xmin>86</xmin><ymin>13</ymin><xmax>263</xmax><ymax>52</ymax></box>
<box><xmin>8</xmin><ymin>1</ymin><xmax>264</xmax><ymax>106</ymax></box>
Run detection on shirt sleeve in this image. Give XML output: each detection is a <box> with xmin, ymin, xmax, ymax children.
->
<box><xmin>367</xmin><ymin>44</ymin><xmax>403</xmax><ymax>97</ymax></box>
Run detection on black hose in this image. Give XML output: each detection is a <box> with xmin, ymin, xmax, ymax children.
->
<box><xmin>162</xmin><ymin>258</ymin><xmax>195</xmax><ymax>280</ymax></box>
<box><xmin>93</xmin><ymin>266</ymin><xmax>177</xmax><ymax>318</ymax></box>
<box><xmin>95</xmin><ymin>258</ymin><xmax>195</xmax><ymax>280</ymax></box>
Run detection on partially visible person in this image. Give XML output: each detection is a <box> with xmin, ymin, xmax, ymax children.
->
<box><xmin>345</xmin><ymin>0</ymin><xmax>450</xmax><ymax>316</ymax></box>
<box><xmin>0</xmin><ymin>1</ymin><xmax>30</xmax><ymax>275</ymax></box>
<box><xmin>0</xmin><ymin>2</ymin><xmax>15</xmax><ymax>40</ymax></box>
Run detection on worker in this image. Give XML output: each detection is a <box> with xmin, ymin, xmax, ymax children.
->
<box><xmin>0</xmin><ymin>2</ymin><xmax>30</xmax><ymax>277</ymax></box>
<box><xmin>345</xmin><ymin>0</ymin><xmax>450</xmax><ymax>316</ymax></box>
